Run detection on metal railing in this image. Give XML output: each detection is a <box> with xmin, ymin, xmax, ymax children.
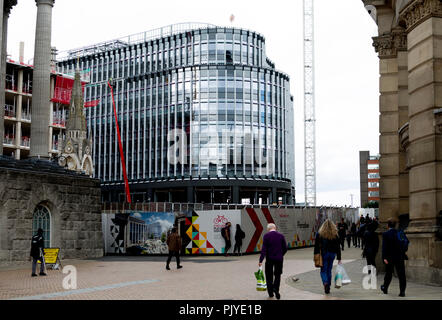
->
<box><xmin>4</xmin><ymin>105</ymin><xmax>15</xmax><ymax>118</ymax></box>
<box><xmin>57</xmin><ymin>23</ymin><xmax>218</xmax><ymax>61</ymax></box>
<box><xmin>53</xmin><ymin>117</ymin><xmax>66</xmax><ymax>127</ymax></box>
<box><xmin>101</xmin><ymin>202</ymin><xmax>305</xmax><ymax>213</ymax></box>
<box><xmin>3</xmin><ymin>135</ymin><xmax>14</xmax><ymax>145</ymax></box>
<box><xmin>20</xmin><ymin>137</ymin><xmax>30</xmax><ymax>148</ymax></box>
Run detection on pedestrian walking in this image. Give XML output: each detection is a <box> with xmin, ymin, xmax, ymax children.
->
<box><xmin>337</xmin><ymin>218</ymin><xmax>348</xmax><ymax>251</ymax></box>
<box><xmin>363</xmin><ymin>220</ymin><xmax>379</xmax><ymax>273</ymax></box>
<box><xmin>351</xmin><ymin>222</ymin><xmax>357</xmax><ymax>247</ymax></box>
<box><xmin>381</xmin><ymin>218</ymin><xmax>408</xmax><ymax>297</ymax></box>
<box><xmin>258</xmin><ymin>223</ymin><xmax>287</xmax><ymax>300</ymax></box>
<box><xmin>346</xmin><ymin>230</ymin><xmax>352</xmax><ymax>249</ymax></box>
<box><xmin>313</xmin><ymin>219</ymin><xmax>342</xmax><ymax>294</ymax></box>
<box><xmin>30</xmin><ymin>228</ymin><xmax>47</xmax><ymax>277</ymax></box>
<box><xmin>166</xmin><ymin>227</ymin><xmax>183</xmax><ymax>270</ymax></box>
<box><xmin>357</xmin><ymin>220</ymin><xmax>367</xmax><ymax>250</ymax></box>
<box><xmin>233</xmin><ymin>224</ymin><xmax>245</xmax><ymax>256</ymax></box>
<box><xmin>221</xmin><ymin>222</ymin><xmax>232</xmax><ymax>256</ymax></box>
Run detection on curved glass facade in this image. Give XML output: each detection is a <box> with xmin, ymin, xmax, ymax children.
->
<box><xmin>58</xmin><ymin>25</ymin><xmax>295</xmax><ymax>204</ymax></box>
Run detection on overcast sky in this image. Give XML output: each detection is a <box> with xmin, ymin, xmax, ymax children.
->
<box><xmin>7</xmin><ymin>0</ymin><xmax>379</xmax><ymax>207</ymax></box>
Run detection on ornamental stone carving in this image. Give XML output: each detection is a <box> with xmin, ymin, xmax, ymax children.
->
<box><xmin>400</xmin><ymin>0</ymin><xmax>442</xmax><ymax>31</ymax></box>
<box><xmin>372</xmin><ymin>28</ymin><xmax>407</xmax><ymax>58</ymax></box>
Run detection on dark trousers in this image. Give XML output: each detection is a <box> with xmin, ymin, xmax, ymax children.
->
<box><xmin>383</xmin><ymin>259</ymin><xmax>406</xmax><ymax>294</ymax></box>
<box><xmin>233</xmin><ymin>242</ymin><xmax>242</xmax><ymax>254</ymax></box>
<box><xmin>166</xmin><ymin>251</ymin><xmax>180</xmax><ymax>267</ymax></box>
<box><xmin>352</xmin><ymin>235</ymin><xmax>357</xmax><ymax>246</ymax></box>
<box><xmin>265</xmin><ymin>259</ymin><xmax>283</xmax><ymax>296</ymax></box>
<box><xmin>32</xmin><ymin>256</ymin><xmax>45</xmax><ymax>274</ymax></box>
<box><xmin>339</xmin><ymin>235</ymin><xmax>345</xmax><ymax>250</ymax></box>
<box><xmin>224</xmin><ymin>239</ymin><xmax>231</xmax><ymax>255</ymax></box>
<box><xmin>346</xmin><ymin>237</ymin><xmax>351</xmax><ymax>248</ymax></box>
<box><xmin>365</xmin><ymin>252</ymin><xmax>377</xmax><ymax>271</ymax></box>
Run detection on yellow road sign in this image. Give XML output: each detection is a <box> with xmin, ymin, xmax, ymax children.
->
<box><xmin>38</xmin><ymin>248</ymin><xmax>60</xmax><ymax>264</ymax></box>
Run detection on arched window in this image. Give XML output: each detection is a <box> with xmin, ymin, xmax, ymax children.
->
<box><xmin>32</xmin><ymin>205</ymin><xmax>51</xmax><ymax>248</ymax></box>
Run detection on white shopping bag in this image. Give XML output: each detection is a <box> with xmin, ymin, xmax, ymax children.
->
<box><xmin>335</xmin><ymin>264</ymin><xmax>351</xmax><ymax>289</ymax></box>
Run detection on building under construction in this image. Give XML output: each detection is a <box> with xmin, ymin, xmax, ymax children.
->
<box><xmin>2</xmin><ymin>46</ymin><xmax>84</xmax><ymax>160</ymax></box>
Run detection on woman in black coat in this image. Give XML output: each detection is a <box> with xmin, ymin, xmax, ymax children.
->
<box><xmin>363</xmin><ymin>221</ymin><xmax>379</xmax><ymax>273</ymax></box>
<box><xmin>233</xmin><ymin>224</ymin><xmax>245</xmax><ymax>256</ymax></box>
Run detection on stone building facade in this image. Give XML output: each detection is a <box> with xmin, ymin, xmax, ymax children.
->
<box><xmin>363</xmin><ymin>0</ymin><xmax>442</xmax><ymax>285</ymax></box>
<box><xmin>0</xmin><ymin>157</ymin><xmax>103</xmax><ymax>264</ymax></box>
<box><xmin>0</xmin><ymin>1</ymin><xmax>103</xmax><ymax>266</ymax></box>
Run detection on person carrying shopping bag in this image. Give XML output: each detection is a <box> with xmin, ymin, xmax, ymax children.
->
<box><xmin>258</xmin><ymin>223</ymin><xmax>287</xmax><ymax>300</ymax></box>
<box><xmin>313</xmin><ymin>219</ymin><xmax>342</xmax><ymax>294</ymax></box>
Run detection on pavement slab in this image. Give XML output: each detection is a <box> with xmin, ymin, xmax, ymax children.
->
<box><xmin>0</xmin><ymin>247</ymin><xmax>440</xmax><ymax>300</ymax></box>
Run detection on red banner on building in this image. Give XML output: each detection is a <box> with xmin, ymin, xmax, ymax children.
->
<box><xmin>51</xmin><ymin>75</ymin><xmax>86</xmax><ymax>105</ymax></box>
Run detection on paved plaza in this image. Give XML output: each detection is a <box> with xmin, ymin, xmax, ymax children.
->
<box><xmin>0</xmin><ymin>247</ymin><xmax>440</xmax><ymax>300</ymax></box>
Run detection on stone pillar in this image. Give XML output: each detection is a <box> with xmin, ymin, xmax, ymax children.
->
<box><xmin>30</xmin><ymin>0</ymin><xmax>55</xmax><ymax>159</ymax></box>
<box><xmin>399</xmin><ymin>0</ymin><xmax>442</xmax><ymax>284</ymax></box>
<box><xmin>397</xmin><ymin>39</ymin><xmax>410</xmax><ymax>218</ymax></box>
<box><xmin>373</xmin><ymin>25</ymin><xmax>405</xmax><ymax>224</ymax></box>
<box><xmin>0</xmin><ymin>1</ymin><xmax>17</xmax><ymax>155</ymax></box>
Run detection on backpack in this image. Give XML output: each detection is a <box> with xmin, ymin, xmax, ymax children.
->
<box><xmin>397</xmin><ymin>229</ymin><xmax>409</xmax><ymax>253</ymax></box>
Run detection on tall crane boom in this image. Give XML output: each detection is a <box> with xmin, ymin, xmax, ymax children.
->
<box><xmin>304</xmin><ymin>0</ymin><xmax>316</xmax><ymax>206</ymax></box>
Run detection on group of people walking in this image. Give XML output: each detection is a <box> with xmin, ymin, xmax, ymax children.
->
<box><xmin>314</xmin><ymin>216</ymin><xmax>408</xmax><ymax>297</ymax></box>
<box><xmin>31</xmin><ymin>214</ymin><xmax>409</xmax><ymax>299</ymax></box>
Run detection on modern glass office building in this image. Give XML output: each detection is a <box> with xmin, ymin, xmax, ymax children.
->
<box><xmin>57</xmin><ymin>23</ymin><xmax>295</xmax><ymax>204</ymax></box>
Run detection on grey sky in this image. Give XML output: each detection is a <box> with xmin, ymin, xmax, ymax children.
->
<box><xmin>7</xmin><ymin>0</ymin><xmax>379</xmax><ymax>207</ymax></box>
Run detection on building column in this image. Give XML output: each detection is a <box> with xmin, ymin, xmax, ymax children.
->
<box><xmin>186</xmin><ymin>186</ymin><xmax>194</xmax><ymax>203</ymax></box>
<box><xmin>399</xmin><ymin>0</ymin><xmax>442</xmax><ymax>283</ymax></box>
<box><xmin>373</xmin><ymin>23</ymin><xmax>405</xmax><ymax>225</ymax></box>
<box><xmin>30</xmin><ymin>0</ymin><xmax>55</xmax><ymax>159</ymax></box>
<box><xmin>397</xmin><ymin>41</ymin><xmax>410</xmax><ymax>218</ymax></box>
<box><xmin>272</xmin><ymin>187</ymin><xmax>277</xmax><ymax>205</ymax></box>
<box><xmin>232</xmin><ymin>185</ymin><xmax>239</xmax><ymax>204</ymax></box>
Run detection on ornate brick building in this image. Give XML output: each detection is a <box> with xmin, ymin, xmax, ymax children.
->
<box><xmin>363</xmin><ymin>0</ymin><xmax>442</xmax><ymax>285</ymax></box>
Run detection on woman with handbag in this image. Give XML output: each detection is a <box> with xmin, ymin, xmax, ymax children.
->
<box><xmin>313</xmin><ymin>219</ymin><xmax>342</xmax><ymax>294</ymax></box>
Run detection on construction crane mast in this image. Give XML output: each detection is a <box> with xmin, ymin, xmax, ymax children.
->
<box><xmin>303</xmin><ymin>0</ymin><xmax>316</xmax><ymax>206</ymax></box>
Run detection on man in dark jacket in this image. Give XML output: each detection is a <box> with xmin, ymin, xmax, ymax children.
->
<box><xmin>337</xmin><ymin>218</ymin><xmax>348</xmax><ymax>251</ymax></box>
<box><xmin>351</xmin><ymin>223</ymin><xmax>357</xmax><ymax>247</ymax></box>
<box><xmin>30</xmin><ymin>228</ymin><xmax>46</xmax><ymax>277</ymax></box>
<box><xmin>381</xmin><ymin>218</ymin><xmax>407</xmax><ymax>297</ymax></box>
<box><xmin>166</xmin><ymin>227</ymin><xmax>183</xmax><ymax>270</ymax></box>
<box><xmin>258</xmin><ymin>223</ymin><xmax>287</xmax><ymax>300</ymax></box>
<box><xmin>363</xmin><ymin>221</ymin><xmax>379</xmax><ymax>273</ymax></box>
<box><xmin>222</xmin><ymin>222</ymin><xmax>232</xmax><ymax>257</ymax></box>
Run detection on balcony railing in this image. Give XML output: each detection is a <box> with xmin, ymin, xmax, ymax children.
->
<box><xmin>4</xmin><ymin>105</ymin><xmax>16</xmax><ymax>118</ymax></box>
<box><xmin>21</xmin><ymin>113</ymin><xmax>31</xmax><ymax>121</ymax></box>
<box><xmin>3</xmin><ymin>135</ymin><xmax>15</xmax><ymax>145</ymax></box>
<box><xmin>21</xmin><ymin>137</ymin><xmax>30</xmax><ymax>148</ymax></box>
<box><xmin>53</xmin><ymin>118</ymin><xmax>66</xmax><ymax>127</ymax></box>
